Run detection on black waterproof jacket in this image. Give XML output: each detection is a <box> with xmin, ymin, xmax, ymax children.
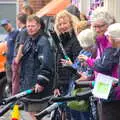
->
<box><xmin>20</xmin><ymin>31</ymin><xmax>54</xmax><ymax>98</ymax></box>
<box><xmin>55</xmin><ymin>30</ymin><xmax>82</xmax><ymax>93</ymax></box>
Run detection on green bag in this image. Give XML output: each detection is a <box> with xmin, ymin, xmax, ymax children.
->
<box><xmin>67</xmin><ymin>88</ymin><xmax>89</xmax><ymax>111</ymax></box>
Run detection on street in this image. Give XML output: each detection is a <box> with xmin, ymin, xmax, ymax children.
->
<box><xmin>0</xmin><ymin>110</ymin><xmax>32</xmax><ymax>120</ymax></box>
<box><xmin>0</xmin><ymin>110</ymin><xmax>50</xmax><ymax>120</ymax></box>
<box><xmin>0</xmin><ymin>110</ymin><xmax>51</xmax><ymax>120</ymax></box>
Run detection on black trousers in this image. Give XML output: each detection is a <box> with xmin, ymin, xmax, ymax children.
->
<box><xmin>97</xmin><ymin>100</ymin><xmax>120</xmax><ymax>120</ymax></box>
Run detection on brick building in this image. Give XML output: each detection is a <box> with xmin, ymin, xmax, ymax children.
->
<box><xmin>18</xmin><ymin>0</ymin><xmax>52</xmax><ymax>14</ymax></box>
<box><xmin>0</xmin><ymin>0</ymin><xmax>52</xmax><ymax>34</ymax></box>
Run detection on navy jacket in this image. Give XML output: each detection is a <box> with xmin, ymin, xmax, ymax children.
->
<box><xmin>94</xmin><ymin>47</ymin><xmax>120</xmax><ymax>75</ymax></box>
<box><xmin>20</xmin><ymin>31</ymin><xmax>54</xmax><ymax>98</ymax></box>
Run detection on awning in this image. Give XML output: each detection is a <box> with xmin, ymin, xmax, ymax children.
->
<box><xmin>36</xmin><ymin>0</ymin><xmax>71</xmax><ymax>17</ymax></box>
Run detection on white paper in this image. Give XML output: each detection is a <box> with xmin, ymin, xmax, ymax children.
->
<box><xmin>92</xmin><ymin>73</ymin><xmax>116</xmax><ymax>99</ymax></box>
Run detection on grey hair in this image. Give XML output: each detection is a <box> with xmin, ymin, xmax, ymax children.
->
<box><xmin>105</xmin><ymin>23</ymin><xmax>120</xmax><ymax>39</ymax></box>
<box><xmin>90</xmin><ymin>7</ymin><xmax>114</xmax><ymax>25</ymax></box>
<box><xmin>77</xmin><ymin>28</ymin><xmax>96</xmax><ymax>48</ymax></box>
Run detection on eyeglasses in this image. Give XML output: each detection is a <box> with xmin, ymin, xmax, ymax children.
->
<box><xmin>93</xmin><ymin>24</ymin><xmax>106</xmax><ymax>29</ymax></box>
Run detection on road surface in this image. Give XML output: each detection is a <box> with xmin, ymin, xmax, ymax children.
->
<box><xmin>0</xmin><ymin>110</ymin><xmax>51</xmax><ymax>120</ymax></box>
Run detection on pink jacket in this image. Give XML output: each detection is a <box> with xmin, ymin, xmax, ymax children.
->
<box><xmin>86</xmin><ymin>35</ymin><xmax>120</xmax><ymax>100</ymax></box>
<box><xmin>96</xmin><ymin>35</ymin><xmax>110</xmax><ymax>58</ymax></box>
<box><xmin>86</xmin><ymin>35</ymin><xmax>117</xmax><ymax>78</ymax></box>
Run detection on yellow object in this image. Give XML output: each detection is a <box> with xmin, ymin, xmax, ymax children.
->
<box><xmin>11</xmin><ymin>104</ymin><xmax>20</xmax><ymax>120</ymax></box>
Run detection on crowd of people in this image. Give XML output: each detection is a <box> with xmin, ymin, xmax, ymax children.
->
<box><xmin>0</xmin><ymin>3</ymin><xmax>120</xmax><ymax>120</ymax></box>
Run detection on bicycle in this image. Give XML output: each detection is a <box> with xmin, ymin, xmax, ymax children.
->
<box><xmin>0</xmin><ymin>88</ymin><xmax>34</xmax><ymax>120</ymax></box>
<box><xmin>1</xmin><ymin>80</ymin><xmax>120</xmax><ymax>120</ymax></box>
<box><xmin>34</xmin><ymin>80</ymin><xmax>119</xmax><ymax>120</ymax></box>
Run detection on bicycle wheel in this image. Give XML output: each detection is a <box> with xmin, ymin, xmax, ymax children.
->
<box><xmin>51</xmin><ymin>108</ymin><xmax>62</xmax><ymax>120</ymax></box>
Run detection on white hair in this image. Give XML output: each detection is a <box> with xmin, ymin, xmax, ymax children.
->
<box><xmin>77</xmin><ymin>28</ymin><xmax>96</xmax><ymax>48</ymax></box>
<box><xmin>90</xmin><ymin>7</ymin><xmax>114</xmax><ymax>25</ymax></box>
<box><xmin>105</xmin><ymin>23</ymin><xmax>120</xmax><ymax>39</ymax></box>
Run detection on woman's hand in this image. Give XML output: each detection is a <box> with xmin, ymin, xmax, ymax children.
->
<box><xmin>54</xmin><ymin>88</ymin><xmax>61</xmax><ymax>96</ymax></box>
<box><xmin>77</xmin><ymin>54</ymin><xmax>88</xmax><ymax>62</ymax></box>
<box><xmin>60</xmin><ymin>59</ymin><xmax>73</xmax><ymax>66</ymax></box>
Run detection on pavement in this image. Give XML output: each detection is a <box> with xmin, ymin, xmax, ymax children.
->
<box><xmin>0</xmin><ymin>110</ymin><xmax>51</xmax><ymax>120</ymax></box>
<box><xmin>0</xmin><ymin>110</ymin><xmax>32</xmax><ymax>120</ymax></box>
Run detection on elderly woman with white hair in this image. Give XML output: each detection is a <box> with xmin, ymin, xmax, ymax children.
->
<box><xmin>79</xmin><ymin>23</ymin><xmax>120</xmax><ymax>120</ymax></box>
<box><xmin>78</xmin><ymin>7</ymin><xmax>115</xmax><ymax>72</ymax></box>
<box><xmin>90</xmin><ymin>7</ymin><xmax>114</xmax><ymax>56</ymax></box>
<box><xmin>96</xmin><ymin>23</ymin><xmax>120</xmax><ymax>120</ymax></box>
<box><xmin>80</xmin><ymin>23</ymin><xmax>120</xmax><ymax>93</ymax></box>
<box><xmin>77</xmin><ymin>8</ymin><xmax>120</xmax><ymax>120</ymax></box>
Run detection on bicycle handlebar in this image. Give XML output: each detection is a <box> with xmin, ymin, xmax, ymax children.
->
<box><xmin>34</xmin><ymin>80</ymin><xmax>119</xmax><ymax>119</ymax></box>
<box><xmin>75</xmin><ymin>81</ymin><xmax>118</xmax><ymax>88</ymax></box>
<box><xmin>0</xmin><ymin>80</ymin><xmax>118</xmax><ymax>117</ymax></box>
<box><xmin>0</xmin><ymin>88</ymin><xmax>34</xmax><ymax>116</ymax></box>
<box><xmin>51</xmin><ymin>89</ymin><xmax>92</xmax><ymax>102</ymax></box>
<box><xmin>20</xmin><ymin>89</ymin><xmax>92</xmax><ymax>103</ymax></box>
<box><xmin>0</xmin><ymin>102</ymin><xmax>13</xmax><ymax>117</ymax></box>
<box><xmin>21</xmin><ymin>95</ymin><xmax>53</xmax><ymax>103</ymax></box>
<box><xmin>35</xmin><ymin>90</ymin><xmax>92</xmax><ymax>119</ymax></box>
<box><xmin>19</xmin><ymin>81</ymin><xmax>118</xmax><ymax>103</ymax></box>
<box><xmin>1</xmin><ymin>88</ymin><xmax>34</xmax><ymax>105</ymax></box>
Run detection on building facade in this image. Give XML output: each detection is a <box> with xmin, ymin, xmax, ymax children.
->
<box><xmin>72</xmin><ymin>0</ymin><xmax>120</xmax><ymax>22</ymax></box>
<box><xmin>0</xmin><ymin>0</ymin><xmax>16</xmax><ymax>34</ymax></box>
<box><xmin>18</xmin><ymin>0</ymin><xmax>52</xmax><ymax>14</ymax></box>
